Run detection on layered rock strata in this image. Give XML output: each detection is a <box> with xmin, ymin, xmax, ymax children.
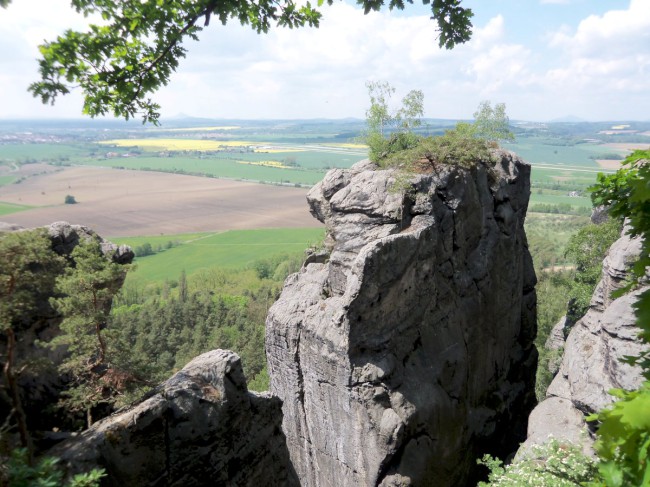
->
<box><xmin>521</xmin><ymin>230</ymin><xmax>648</xmax><ymax>454</ymax></box>
<box><xmin>50</xmin><ymin>350</ymin><xmax>299</xmax><ymax>486</ymax></box>
<box><xmin>266</xmin><ymin>155</ymin><xmax>538</xmax><ymax>486</ymax></box>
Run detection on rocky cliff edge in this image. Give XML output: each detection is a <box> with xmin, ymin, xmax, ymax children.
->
<box><xmin>521</xmin><ymin>229</ymin><xmax>648</xmax><ymax>455</ymax></box>
<box><xmin>266</xmin><ymin>155</ymin><xmax>538</xmax><ymax>486</ymax></box>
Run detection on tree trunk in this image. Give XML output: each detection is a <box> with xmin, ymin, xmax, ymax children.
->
<box><xmin>3</xmin><ymin>328</ymin><xmax>33</xmax><ymax>464</ymax></box>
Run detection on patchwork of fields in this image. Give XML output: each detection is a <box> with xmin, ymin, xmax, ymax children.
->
<box><xmin>0</xmin><ymin>166</ymin><xmax>321</xmax><ymax>236</ymax></box>
<box><xmin>2</xmin><ymin>120</ymin><xmax>648</xmax><ymax>284</ymax></box>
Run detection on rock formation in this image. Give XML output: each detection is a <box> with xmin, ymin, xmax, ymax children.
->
<box><xmin>50</xmin><ymin>350</ymin><xmax>298</xmax><ymax>486</ymax></box>
<box><xmin>266</xmin><ymin>155</ymin><xmax>537</xmax><ymax>486</ymax></box>
<box><xmin>521</xmin><ymin>230</ymin><xmax>648</xmax><ymax>455</ymax></box>
<box><xmin>35</xmin><ymin>155</ymin><xmax>538</xmax><ymax>485</ymax></box>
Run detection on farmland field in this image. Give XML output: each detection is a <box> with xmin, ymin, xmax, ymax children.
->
<box><xmin>503</xmin><ymin>136</ymin><xmax>625</xmax><ymax>167</ymax></box>
<box><xmin>112</xmin><ymin>227</ymin><xmax>325</xmax><ymax>282</ymax></box>
<box><xmin>0</xmin><ymin>166</ymin><xmax>322</xmax><ymax>236</ymax></box>
<box><xmin>0</xmin><ymin>201</ymin><xmax>31</xmax><ymax>216</ymax></box>
<box><xmin>0</xmin><ymin>175</ymin><xmax>16</xmax><ymax>186</ymax></box>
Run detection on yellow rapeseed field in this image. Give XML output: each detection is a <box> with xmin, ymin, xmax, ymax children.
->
<box><xmin>98</xmin><ymin>139</ymin><xmax>305</xmax><ymax>154</ymax></box>
<box><xmin>236</xmin><ymin>161</ymin><xmax>290</xmax><ymax>169</ymax></box>
<box><xmin>321</xmin><ymin>142</ymin><xmax>368</xmax><ymax>149</ymax></box>
<box><xmin>98</xmin><ymin>139</ymin><xmax>256</xmax><ymax>151</ymax></box>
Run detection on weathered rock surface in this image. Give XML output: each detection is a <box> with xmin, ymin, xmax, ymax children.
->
<box><xmin>267</xmin><ymin>154</ymin><xmax>538</xmax><ymax>487</ymax></box>
<box><xmin>50</xmin><ymin>350</ymin><xmax>298</xmax><ymax>486</ymax></box>
<box><xmin>45</xmin><ymin>220</ymin><xmax>134</xmax><ymax>265</ymax></box>
<box><xmin>521</xmin><ymin>230</ymin><xmax>648</xmax><ymax>455</ymax></box>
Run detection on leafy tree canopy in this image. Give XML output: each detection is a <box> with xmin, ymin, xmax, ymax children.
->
<box><xmin>0</xmin><ymin>0</ymin><xmax>473</xmax><ymax>124</ymax></box>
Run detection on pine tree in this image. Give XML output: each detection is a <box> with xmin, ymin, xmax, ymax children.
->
<box><xmin>0</xmin><ymin>229</ymin><xmax>64</xmax><ymax>461</ymax></box>
<box><xmin>49</xmin><ymin>238</ymin><xmax>129</xmax><ymax>427</ymax></box>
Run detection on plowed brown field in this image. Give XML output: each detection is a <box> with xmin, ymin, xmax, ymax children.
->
<box><xmin>0</xmin><ymin>167</ymin><xmax>321</xmax><ymax>236</ymax></box>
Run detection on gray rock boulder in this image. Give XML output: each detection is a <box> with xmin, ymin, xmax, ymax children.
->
<box><xmin>267</xmin><ymin>154</ymin><xmax>537</xmax><ymax>487</ymax></box>
<box><xmin>45</xmin><ymin>221</ymin><xmax>134</xmax><ymax>264</ymax></box>
<box><xmin>521</xmin><ymin>230</ymin><xmax>648</xmax><ymax>454</ymax></box>
<box><xmin>50</xmin><ymin>350</ymin><xmax>298</xmax><ymax>486</ymax></box>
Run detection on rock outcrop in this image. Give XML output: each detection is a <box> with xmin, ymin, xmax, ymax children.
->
<box><xmin>266</xmin><ymin>155</ymin><xmax>537</xmax><ymax>486</ymax></box>
<box><xmin>50</xmin><ymin>350</ymin><xmax>298</xmax><ymax>486</ymax></box>
<box><xmin>521</xmin><ymin>230</ymin><xmax>648</xmax><ymax>455</ymax></box>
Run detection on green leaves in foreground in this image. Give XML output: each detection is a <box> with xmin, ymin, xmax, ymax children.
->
<box><xmin>590</xmin><ymin>149</ymin><xmax>650</xmax><ymax>376</ymax></box>
<box><xmin>25</xmin><ymin>0</ymin><xmax>473</xmax><ymax>123</ymax></box>
<box><xmin>477</xmin><ymin>439</ymin><xmax>598</xmax><ymax>486</ymax></box>
<box><xmin>586</xmin><ymin>148</ymin><xmax>650</xmax><ymax>487</ymax></box>
<box><xmin>588</xmin><ymin>384</ymin><xmax>650</xmax><ymax>487</ymax></box>
<box><xmin>7</xmin><ymin>448</ymin><xmax>105</xmax><ymax>487</ymax></box>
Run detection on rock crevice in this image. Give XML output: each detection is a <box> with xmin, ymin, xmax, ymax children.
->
<box><xmin>520</xmin><ymin>229</ymin><xmax>648</xmax><ymax>456</ymax></box>
<box><xmin>267</xmin><ymin>155</ymin><xmax>537</xmax><ymax>486</ymax></box>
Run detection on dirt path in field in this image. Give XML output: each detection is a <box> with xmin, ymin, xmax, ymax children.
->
<box><xmin>603</xmin><ymin>142</ymin><xmax>650</xmax><ymax>151</ymax></box>
<box><xmin>0</xmin><ymin>166</ymin><xmax>322</xmax><ymax>236</ymax></box>
<box><xmin>596</xmin><ymin>159</ymin><xmax>624</xmax><ymax>170</ymax></box>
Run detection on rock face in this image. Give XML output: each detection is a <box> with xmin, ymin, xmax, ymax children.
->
<box><xmin>51</xmin><ymin>350</ymin><xmax>299</xmax><ymax>486</ymax></box>
<box><xmin>45</xmin><ymin>221</ymin><xmax>134</xmax><ymax>265</ymax></box>
<box><xmin>521</xmin><ymin>230</ymin><xmax>648</xmax><ymax>455</ymax></box>
<box><xmin>266</xmin><ymin>155</ymin><xmax>538</xmax><ymax>486</ymax></box>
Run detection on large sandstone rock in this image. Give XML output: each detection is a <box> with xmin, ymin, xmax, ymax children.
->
<box><xmin>50</xmin><ymin>350</ymin><xmax>299</xmax><ymax>486</ymax></box>
<box><xmin>520</xmin><ymin>230</ymin><xmax>648</xmax><ymax>455</ymax></box>
<box><xmin>266</xmin><ymin>154</ymin><xmax>538</xmax><ymax>487</ymax></box>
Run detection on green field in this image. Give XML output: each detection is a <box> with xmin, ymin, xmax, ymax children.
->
<box><xmin>86</xmin><ymin>156</ymin><xmax>333</xmax><ymax>185</ymax></box>
<box><xmin>504</xmin><ymin>136</ymin><xmax>623</xmax><ymax>167</ymax></box>
<box><xmin>111</xmin><ymin>227</ymin><xmax>325</xmax><ymax>282</ymax></box>
<box><xmin>529</xmin><ymin>190</ymin><xmax>592</xmax><ymax>208</ymax></box>
<box><xmin>0</xmin><ymin>201</ymin><xmax>32</xmax><ymax>216</ymax></box>
<box><xmin>0</xmin><ymin>143</ymin><xmax>92</xmax><ymax>162</ymax></box>
<box><xmin>0</xmin><ymin>175</ymin><xmax>16</xmax><ymax>186</ymax></box>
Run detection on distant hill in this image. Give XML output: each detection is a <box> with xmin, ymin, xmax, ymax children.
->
<box><xmin>548</xmin><ymin>115</ymin><xmax>587</xmax><ymax>123</ymax></box>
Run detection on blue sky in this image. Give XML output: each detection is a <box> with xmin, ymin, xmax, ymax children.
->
<box><xmin>0</xmin><ymin>0</ymin><xmax>647</xmax><ymax>122</ymax></box>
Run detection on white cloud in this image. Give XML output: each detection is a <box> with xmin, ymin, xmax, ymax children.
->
<box><xmin>544</xmin><ymin>0</ymin><xmax>650</xmax><ymax>96</ymax></box>
<box><xmin>0</xmin><ymin>0</ymin><xmax>648</xmax><ymax>121</ymax></box>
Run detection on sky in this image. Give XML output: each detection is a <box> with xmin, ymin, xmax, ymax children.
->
<box><xmin>0</xmin><ymin>0</ymin><xmax>648</xmax><ymax>122</ymax></box>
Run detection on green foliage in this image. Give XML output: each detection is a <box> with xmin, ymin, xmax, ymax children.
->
<box><xmin>134</xmin><ymin>241</ymin><xmax>154</xmax><ymax>257</ymax></box>
<box><xmin>49</xmin><ymin>238</ymin><xmax>131</xmax><ymax>425</ymax></box>
<box><xmin>381</xmin><ymin>122</ymin><xmax>492</xmax><ymax>169</ymax></box>
<box><xmin>0</xmin><ymin>229</ymin><xmax>65</xmax><ymax>454</ymax></box>
<box><xmin>586</xmin><ymin>149</ymin><xmax>650</xmax><ymax>487</ymax></box>
<box><xmin>472</xmin><ymin>101</ymin><xmax>515</xmax><ymax>143</ymax></box>
<box><xmin>534</xmin><ymin>271</ymin><xmax>571</xmax><ymax>400</ymax></box>
<box><xmin>64</xmin><ymin>194</ymin><xmax>77</xmax><ymax>204</ymax></box>
<box><xmin>364</xmin><ymin>81</ymin><xmax>424</xmax><ymax>162</ymax></box>
<box><xmin>5</xmin><ymin>448</ymin><xmax>105</xmax><ymax>487</ymax></box>
<box><xmin>563</xmin><ymin>219</ymin><xmax>622</xmax><ymax>323</ymax></box>
<box><xmin>21</xmin><ymin>0</ymin><xmax>473</xmax><ymax>123</ymax></box>
<box><xmin>109</xmin><ymin>262</ymin><xmax>292</xmax><ymax>391</ymax></box>
<box><xmin>478</xmin><ymin>439</ymin><xmax>598</xmax><ymax>486</ymax></box>
<box><xmin>591</xmin><ymin>149</ymin><xmax>650</xmax><ymax>374</ymax></box>
<box><xmin>588</xmin><ymin>384</ymin><xmax>650</xmax><ymax>487</ymax></box>
<box><xmin>371</xmin><ymin>100</ymin><xmax>512</xmax><ymax>173</ymax></box>
<box><xmin>0</xmin><ymin>229</ymin><xmax>64</xmax><ymax>331</ymax></box>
